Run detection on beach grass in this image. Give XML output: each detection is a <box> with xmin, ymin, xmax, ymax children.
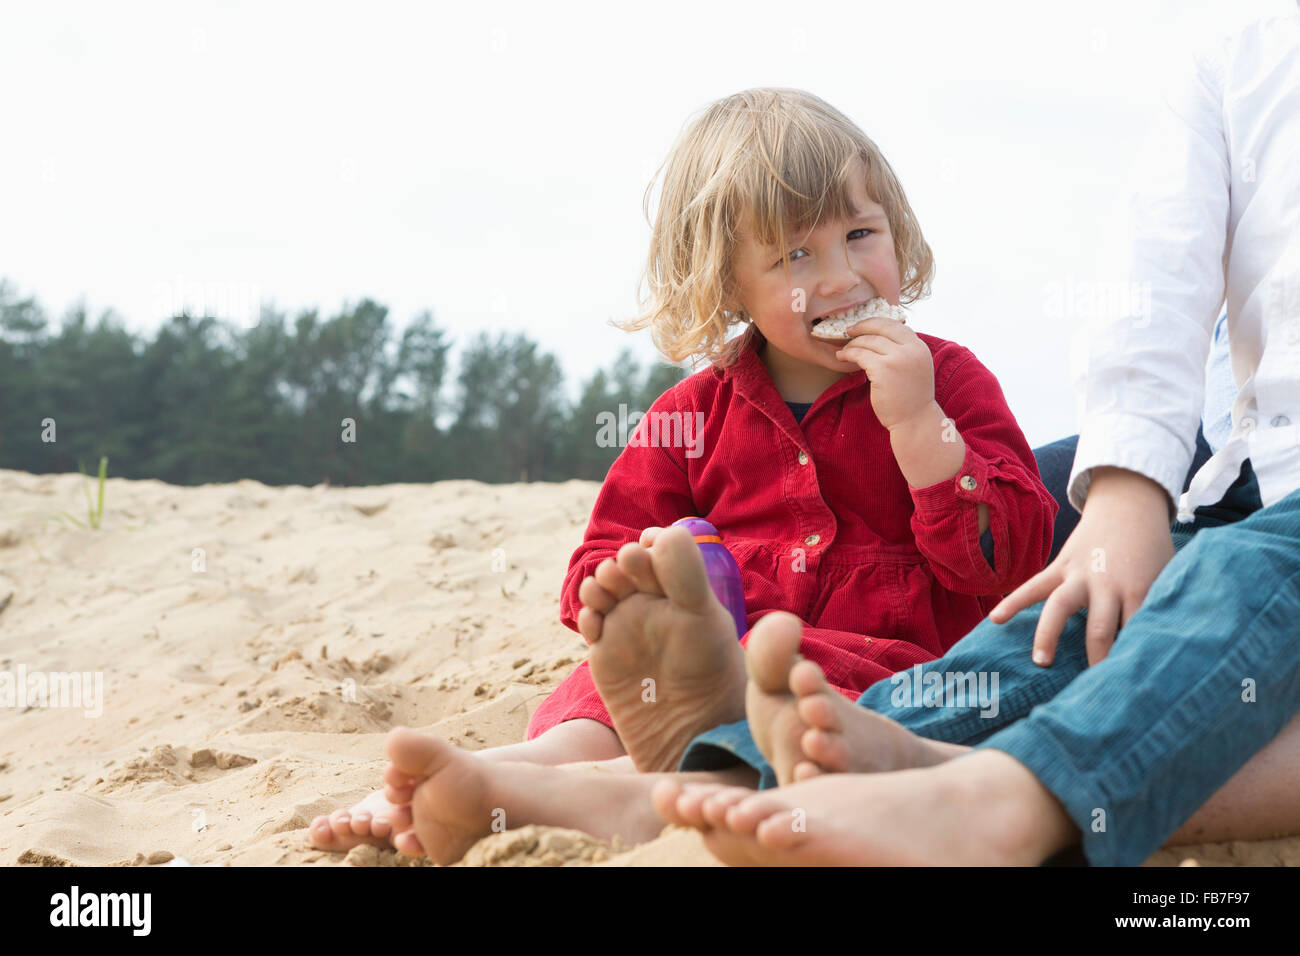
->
<box><xmin>51</xmin><ymin>456</ymin><xmax>109</xmax><ymax>530</ymax></box>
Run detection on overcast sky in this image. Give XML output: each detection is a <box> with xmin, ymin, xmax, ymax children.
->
<box><xmin>1</xmin><ymin>0</ymin><xmax>1290</xmax><ymax>445</ymax></box>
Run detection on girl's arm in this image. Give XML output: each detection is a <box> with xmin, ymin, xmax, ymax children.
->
<box><xmin>558</xmin><ymin>386</ymin><xmax>698</xmax><ymax>633</ymax></box>
<box><xmin>894</xmin><ymin>349</ymin><xmax>1058</xmax><ymax>596</ymax></box>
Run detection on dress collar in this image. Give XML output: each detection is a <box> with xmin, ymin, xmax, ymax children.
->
<box><xmin>714</xmin><ymin>326</ymin><xmax>868</xmax><ymax>433</ymax></box>
<box><xmin>719</xmin><ymin>326</ymin><xmax>865</xmax><ymax>400</ymax></box>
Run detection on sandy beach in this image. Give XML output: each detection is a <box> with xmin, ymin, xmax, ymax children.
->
<box><xmin>0</xmin><ymin>468</ymin><xmax>1294</xmax><ymax>867</ymax></box>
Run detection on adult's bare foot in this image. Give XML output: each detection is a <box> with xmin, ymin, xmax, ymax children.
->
<box><xmin>743</xmin><ymin>612</ymin><xmax>822</xmax><ymax>785</ymax></box>
<box><xmin>652</xmin><ymin>750</ymin><xmax>1079</xmax><ymax>865</ymax></box>
<box><xmin>745</xmin><ymin>615</ymin><xmax>966</xmax><ymax>784</ymax></box>
<box><xmin>588</xmin><ymin>526</ymin><xmax>748</xmax><ymax>772</ymax></box>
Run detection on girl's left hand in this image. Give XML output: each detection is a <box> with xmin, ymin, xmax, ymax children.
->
<box><xmin>834</xmin><ymin>316</ymin><xmax>935</xmax><ymax>431</ymax></box>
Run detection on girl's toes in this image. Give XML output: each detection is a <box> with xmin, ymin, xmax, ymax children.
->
<box><xmin>577</xmin><ymin>605</ymin><xmax>604</xmax><ymax>644</ymax></box>
<box><xmin>328</xmin><ymin>809</ymin><xmax>353</xmax><ymax>838</ymax></box>
<box><xmin>309</xmin><ymin>816</ymin><xmax>337</xmax><ymax>848</ymax></box>
<box><xmin>593</xmin><ymin>556</ymin><xmax>638</xmax><ymax>600</ymax></box>
<box><xmin>578</xmin><ymin>574</ymin><xmax>617</xmax><ymax>613</ymax></box>
<box><xmin>393</xmin><ymin>828</ymin><xmax>425</xmax><ymax>857</ymax></box>
<box><xmin>615</xmin><ymin>541</ymin><xmax>662</xmax><ymax>595</ymax></box>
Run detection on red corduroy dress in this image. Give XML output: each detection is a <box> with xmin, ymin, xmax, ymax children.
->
<box><xmin>527</xmin><ymin>329</ymin><xmax>1057</xmax><ymax>739</ymax></box>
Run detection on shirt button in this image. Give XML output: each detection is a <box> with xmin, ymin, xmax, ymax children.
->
<box><xmin>959</xmin><ymin>475</ymin><xmax>978</xmax><ymax>491</ymax></box>
<box><xmin>804</xmin><ymin>533</ymin><xmax>820</xmax><ymax>546</ymax></box>
<box><xmin>1271</xmin><ymin>415</ymin><xmax>1291</xmax><ymax>427</ymax></box>
<box><xmin>797</xmin><ymin>450</ymin><xmax>809</xmax><ymax>465</ymax></box>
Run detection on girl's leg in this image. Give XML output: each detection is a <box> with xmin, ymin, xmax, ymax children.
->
<box><xmin>383</xmin><ymin>728</ymin><xmax>758</xmax><ymax>864</ymax></box>
<box><xmin>479</xmin><ymin>717</ymin><xmax>624</xmax><ymax>764</ymax></box>
<box><xmin>309</xmin><ymin>718</ymin><xmax>623</xmax><ymax>850</ymax></box>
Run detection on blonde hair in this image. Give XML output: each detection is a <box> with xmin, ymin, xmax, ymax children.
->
<box><xmin>620</xmin><ymin>87</ymin><xmax>934</xmax><ymax>368</ymax></box>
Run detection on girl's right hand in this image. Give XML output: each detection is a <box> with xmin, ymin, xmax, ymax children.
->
<box><xmin>989</xmin><ymin>466</ymin><xmax>1176</xmax><ymax>667</ymax></box>
<box><xmin>639</xmin><ymin>526</ymin><xmax>665</xmax><ymax>548</ymax></box>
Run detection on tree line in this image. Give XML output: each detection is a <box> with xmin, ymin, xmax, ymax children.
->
<box><xmin>0</xmin><ymin>280</ymin><xmax>686</xmax><ymax>485</ymax></box>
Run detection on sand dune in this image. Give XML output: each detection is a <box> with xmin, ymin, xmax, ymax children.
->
<box><xmin>0</xmin><ymin>468</ymin><xmax>1291</xmax><ymax>867</ymax></box>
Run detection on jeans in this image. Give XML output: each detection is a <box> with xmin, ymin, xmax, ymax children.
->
<box><xmin>681</xmin><ymin>442</ymin><xmax>1300</xmax><ymax>865</ymax></box>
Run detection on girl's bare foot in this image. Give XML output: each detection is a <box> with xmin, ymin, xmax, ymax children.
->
<box><xmin>588</xmin><ymin>526</ymin><xmax>748</xmax><ymax>772</ymax></box>
<box><xmin>652</xmin><ymin>750</ymin><xmax>1079</xmax><ymax>866</ymax></box>
<box><xmin>306</xmin><ymin>719</ymin><xmax>624</xmax><ymax>852</ymax></box>
<box><xmin>381</xmin><ymin>726</ymin><xmax>724</xmax><ymax>865</ymax></box>
<box><xmin>745</xmin><ymin>615</ymin><xmax>966</xmax><ymax>784</ymax></box>
<box><xmin>308</xmin><ymin>790</ymin><xmax>414</xmax><ymax>852</ymax></box>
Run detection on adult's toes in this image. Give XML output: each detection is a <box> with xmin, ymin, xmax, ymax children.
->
<box><xmin>744</xmin><ymin>612</ymin><xmax>804</xmax><ymax>694</ymax></box>
<box><xmin>755</xmin><ymin>810</ymin><xmax>812</xmax><ymax>852</ymax></box>
<box><xmin>700</xmin><ymin>787</ymin><xmax>755</xmax><ymax>828</ymax></box>
<box><xmin>651</xmin><ymin>779</ymin><xmax>689</xmax><ymax>826</ymax></box>
<box><xmin>723</xmin><ymin>793</ymin><xmax>791</xmax><ymax>835</ymax></box>
<box><xmin>801</xmin><ymin>726</ymin><xmax>851</xmax><ymax>771</ymax></box>
<box><xmin>701</xmin><ymin>829</ymin><xmax>770</xmax><ymax>867</ymax></box>
<box><xmin>792</xmin><ymin>760</ymin><xmax>824</xmax><ymax>782</ymax></box>
<box><xmin>795</xmin><ymin>687</ymin><xmax>841</xmax><ymax>732</ymax></box>
<box><xmin>652</xmin><ymin>780</ymin><xmax>729</xmax><ymax>829</ymax></box>
<box><xmin>788</xmin><ymin>657</ymin><xmax>831</xmax><ymax>699</ymax></box>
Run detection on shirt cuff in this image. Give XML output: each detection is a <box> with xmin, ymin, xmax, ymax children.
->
<box><xmin>1067</xmin><ymin>413</ymin><xmax>1192</xmax><ymax>518</ymax></box>
<box><xmin>909</xmin><ymin>442</ymin><xmax>996</xmax><ymax>513</ymax></box>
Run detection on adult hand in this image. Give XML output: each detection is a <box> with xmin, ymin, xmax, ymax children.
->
<box><xmin>989</xmin><ymin>466</ymin><xmax>1175</xmax><ymax>666</ymax></box>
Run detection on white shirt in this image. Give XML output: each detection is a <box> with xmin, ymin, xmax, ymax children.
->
<box><xmin>1068</xmin><ymin>12</ymin><xmax>1300</xmax><ymax>523</ymax></box>
<box><xmin>1202</xmin><ymin>312</ymin><xmax>1235</xmax><ymax>454</ymax></box>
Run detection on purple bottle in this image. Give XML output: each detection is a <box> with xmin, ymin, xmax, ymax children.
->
<box><xmin>671</xmin><ymin>516</ymin><xmax>748</xmax><ymax>640</ymax></box>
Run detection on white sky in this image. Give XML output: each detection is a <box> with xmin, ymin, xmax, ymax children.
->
<box><xmin>0</xmin><ymin>0</ymin><xmax>1290</xmax><ymax>445</ymax></box>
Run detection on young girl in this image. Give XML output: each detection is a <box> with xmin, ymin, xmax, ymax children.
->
<box><xmin>310</xmin><ymin>86</ymin><xmax>1057</xmax><ymax>852</ymax></box>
